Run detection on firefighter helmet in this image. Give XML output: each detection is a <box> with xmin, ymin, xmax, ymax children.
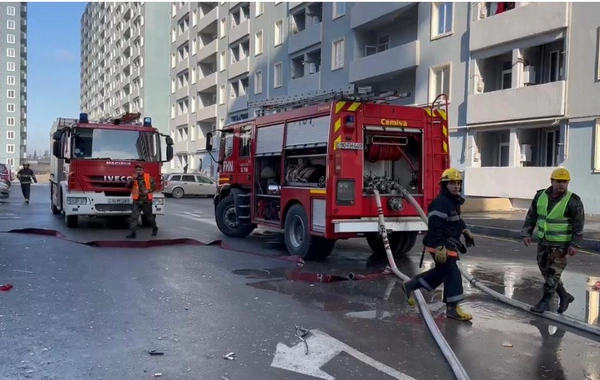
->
<box><xmin>550</xmin><ymin>167</ymin><xmax>571</xmax><ymax>181</ymax></box>
<box><xmin>440</xmin><ymin>168</ymin><xmax>462</xmax><ymax>182</ymax></box>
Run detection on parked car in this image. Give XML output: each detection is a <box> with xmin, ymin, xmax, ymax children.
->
<box><xmin>163</xmin><ymin>173</ymin><xmax>217</xmax><ymax>198</ymax></box>
<box><xmin>0</xmin><ymin>163</ymin><xmax>13</xmax><ymax>188</ymax></box>
<box><xmin>0</xmin><ymin>181</ymin><xmax>10</xmax><ymax>200</ymax></box>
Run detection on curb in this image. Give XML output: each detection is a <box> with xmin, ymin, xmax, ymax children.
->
<box><xmin>466</xmin><ymin>224</ymin><xmax>600</xmax><ymax>254</ymax></box>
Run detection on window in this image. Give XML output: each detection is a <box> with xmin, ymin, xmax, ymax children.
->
<box><xmin>7</xmin><ymin>89</ymin><xmax>15</xmax><ymax>98</ymax></box>
<box><xmin>333</xmin><ymin>2</ymin><xmax>346</xmax><ymax>19</ymax></box>
<box><xmin>7</xmin><ymin>6</ymin><xmax>15</xmax><ymax>16</ymax></box>
<box><xmin>500</xmin><ymin>61</ymin><xmax>512</xmax><ymax>90</ymax></box>
<box><xmin>6</xmin><ymin>131</ymin><xmax>15</xmax><ymax>140</ymax></box>
<box><xmin>544</xmin><ymin>129</ymin><xmax>560</xmax><ymax>167</ymax></box>
<box><xmin>7</xmin><ymin>103</ymin><xmax>15</xmax><ymax>112</ymax></box>
<box><xmin>220</xmin><ymin>18</ymin><xmax>226</xmax><ymax>38</ymax></box>
<box><xmin>274</xmin><ymin>63</ymin><xmax>282</xmax><ymax>87</ymax></box>
<box><xmin>6</xmin><ymin>48</ymin><xmax>15</xmax><ymax>57</ymax></box>
<box><xmin>254</xmin><ymin>71</ymin><xmax>262</xmax><ymax>94</ymax></box>
<box><xmin>6</xmin><ymin>117</ymin><xmax>15</xmax><ymax>126</ymax></box>
<box><xmin>6</xmin><ymin>62</ymin><xmax>15</xmax><ymax>71</ymax></box>
<box><xmin>222</xmin><ymin>130</ymin><xmax>234</xmax><ymax>158</ymax></box>
<box><xmin>430</xmin><ymin>64</ymin><xmax>451</xmax><ymax>101</ymax></box>
<box><xmin>7</xmin><ymin>20</ymin><xmax>15</xmax><ymax>29</ymax></box>
<box><xmin>432</xmin><ymin>2</ymin><xmax>453</xmax><ymax>38</ymax></box>
<box><xmin>7</xmin><ymin>34</ymin><xmax>15</xmax><ymax>44</ymax></box>
<box><xmin>219</xmin><ymin>85</ymin><xmax>226</xmax><ymax>104</ymax></box>
<box><xmin>274</xmin><ymin>20</ymin><xmax>283</xmax><ymax>46</ymax></box>
<box><xmin>6</xmin><ymin>76</ymin><xmax>15</xmax><ymax>85</ymax></box>
<box><xmin>239</xmin><ymin>125</ymin><xmax>252</xmax><ymax>157</ymax></box>
<box><xmin>181</xmin><ymin>175</ymin><xmax>195</xmax><ymax>182</ymax></box>
<box><xmin>594</xmin><ymin>119</ymin><xmax>600</xmax><ymax>172</ymax></box>
<box><xmin>220</xmin><ymin>51</ymin><xmax>226</xmax><ymax>71</ymax></box>
<box><xmin>498</xmin><ymin>143</ymin><xmax>509</xmax><ymax>167</ymax></box>
<box><xmin>255</xmin><ymin>31</ymin><xmax>263</xmax><ymax>55</ymax></box>
<box><xmin>255</xmin><ymin>2</ymin><xmax>264</xmax><ymax>17</ymax></box>
<box><xmin>71</xmin><ymin>129</ymin><xmax>160</xmax><ymax>161</ymax></box>
<box><xmin>597</xmin><ymin>27</ymin><xmax>600</xmax><ymax>81</ymax></box>
<box><xmin>6</xmin><ymin>145</ymin><xmax>15</xmax><ymax>154</ymax></box>
<box><xmin>331</xmin><ymin>39</ymin><xmax>344</xmax><ymax>70</ymax></box>
<box><xmin>7</xmin><ymin>158</ymin><xmax>14</xmax><ymax>166</ymax></box>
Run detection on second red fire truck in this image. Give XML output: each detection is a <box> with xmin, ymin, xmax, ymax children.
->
<box><xmin>206</xmin><ymin>87</ymin><xmax>450</xmax><ymax>261</ymax></box>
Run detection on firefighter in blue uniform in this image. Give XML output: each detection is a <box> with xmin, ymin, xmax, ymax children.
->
<box><xmin>402</xmin><ymin>168</ymin><xmax>475</xmax><ymax>321</ymax></box>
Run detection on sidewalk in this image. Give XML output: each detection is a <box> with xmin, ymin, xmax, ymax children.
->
<box><xmin>463</xmin><ymin>210</ymin><xmax>600</xmax><ymax>253</ymax></box>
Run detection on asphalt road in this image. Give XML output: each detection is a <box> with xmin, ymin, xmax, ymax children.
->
<box><xmin>1</xmin><ymin>184</ymin><xmax>599</xmax><ymax>380</ymax></box>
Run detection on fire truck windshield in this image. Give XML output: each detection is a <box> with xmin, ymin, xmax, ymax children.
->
<box><xmin>71</xmin><ymin>128</ymin><xmax>160</xmax><ymax>161</ymax></box>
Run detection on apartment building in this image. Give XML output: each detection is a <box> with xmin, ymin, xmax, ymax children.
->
<box><xmin>80</xmin><ymin>2</ymin><xmax>171</xmax><ymax>136</ymax></box>
<box><xmin>0</xmin><ymin>2</ymin><xmax>27</xmax><ymax>170</ymax></box>
<box><xmin>169</xmin><ymin>2</ymin><xmax>600</xmax><ymax>212</ymax></box>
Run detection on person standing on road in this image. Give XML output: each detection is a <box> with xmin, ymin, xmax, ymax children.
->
<box><xmin>521</xmin><ymin>167</ymin><xmax>584</xmax><ymax>314</ymax></box>
<box><xmin>401</xmin><ymin>168</ymin><xmax>475</xmax><ymax>322</ymax></box>
<box><xmin>125</xmin><ymin>164</ymin><xmax>158</xmax><ymax>239</ymax></box>
<box><xmin>16</xmin><ymin>163</ymin><xmax>37</xmax><ymax>204</ymax></box>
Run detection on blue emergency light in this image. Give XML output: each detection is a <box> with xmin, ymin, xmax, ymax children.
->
<box><xmin>143</xmin><ymin>117</ymin><xmax>152</xmax><ymax>126</ymax></box>
<box><xmin>79</xmin><ymin>113</ymin><xmax>89</xmax><ymax>123</ymax></box>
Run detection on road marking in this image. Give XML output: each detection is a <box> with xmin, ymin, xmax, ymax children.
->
<box><xmin>270</xmin><ymin>329</ymin><xmax>416</xmax><ymax>380</ymax></box>
<box><xmin>178</xmin><ymin>212</ymin><xmax>218</xmax><ymax>227</ymax></box>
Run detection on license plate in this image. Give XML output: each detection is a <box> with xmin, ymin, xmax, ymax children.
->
<box><xmin>108</xmin><ymin>198</ymin><xmax>131</xmax><ymax>204</ymax></box>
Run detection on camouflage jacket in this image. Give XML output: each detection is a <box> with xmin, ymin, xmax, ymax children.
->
<box><xmin>520</xmin><ymin>187</ymin><xmax>585</xmax><ymax>248</ymax></box>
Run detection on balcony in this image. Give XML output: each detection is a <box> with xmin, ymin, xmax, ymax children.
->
<box><xmin>288</xmin><ymin>22</ymin><xmax>322</xmax><ymax>55</ymax></box>
<box><xmin>172</xmin><ymin>113</ymin><xmax>189</xmax><ymax>127</ymax></box>
<box><xmin>288</xmin><ymin>72</ymin><xmax>320</xmax><ymax>96</ymax></box>
<box><xmin>351</xmin><ymin>2</ymin><xmax>414</xmax><ymax>30</ymax></box>
<box><xmin>289</xmin><ymin>2</ymin><xmax>304</xmax><ymax>11</ymax></box>
<box><xmin>195</xmin><ymin>137</ymin><xmax>208</xmax><ymax>152</ymax></box>
<box><xmin>175</xmin><ymin>56</ymin><xmax>189</xmax><ymax>74</ymax></box>
<box><xmin>174</xmin><ymin>140</ymin><xmax>191</xmax><ymax>154</ymax></box>
<box><xmin>229</xmin><ymin>19</ymin><xmax>249</xmax><ymax>44</ymax></box>
<box><xmin>229</xmin><ymin>58</ymin><xmax>249</xmax><ymax>79</ymax></box>
<box><xmin>196</xmin><ymin>72</ymin><xmax>218</xmax><ymax>91</ymax></box>
<box><xmin>196</xmin><ymin>104</ymin><xmax>218</xmax><ymax>121</ymax></box>
<box><xmin>467</xmin><ymin>81</ymin><xmax>565</xmax><ymax>125</ymax></box>
<box><xmin>349</xmin><ymin>40</ymin><xmax>419</xmax><ymax>83</ymax></box>
<box><xmin>197</xmin><ymin>7</ymin><xmax>218</xmax><ymax>32</ymax></box>
<box><xmin>197</xmin><ymin>39</ymin><xmax>218</xmax><ymax>61</ymax></box>
<box><xmin>228</xmin><ymin>95</ymin><xmax>248</xmax><ymax>113</ymax></box>
<box><xmin>174</xmin><ymin>85</ymin><xmax>189</xmax><ymax>102</ymax></box>
<box><xmin>470</xmin><ymin>2</ymin><xmax>568</xmax><ymax>52</ymax></box>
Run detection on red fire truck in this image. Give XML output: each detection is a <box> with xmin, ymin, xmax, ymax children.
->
<box><xmin>50</xmin><ymin>112</ymin><xmax>174</xmax><ymax>228</ymax></box>
<box><xmin>206</xmin><ymin>87</ymin><xmax>449</xmax><ymax>261</ymax></box>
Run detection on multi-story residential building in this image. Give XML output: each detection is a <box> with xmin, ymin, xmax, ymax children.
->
<box><xmin>80</xmin><ymin>2</ymin><xmax>171</xmax><ymax>138</ymax></box>
<box><xmin>169</xmin><ymin>2</ymin><xmax>600</xmax><ymax>213</ymax></box>
<box><xmin>0</xmin><ymin>2</ymin><xmax>27</xmax><ymax>170</ymax></box>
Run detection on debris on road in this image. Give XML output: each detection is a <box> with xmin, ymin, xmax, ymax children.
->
<box><xmin>294</xmin><ymin>324</ymin><xmax>310</xmax><ymax>355</ymax></box>
<box><xmin>148</xmin><ymin>350</ymin><xmax>164</xmax><ymax>356</ymax></box>
<box><xmin>502</xmin><ymin>342</ymin><xmax>513</xmax><ymax>348</ymax></box>
<box><xmin>13</xmin><ymin>269</ymin><xmax>34</xmax><ymax>274</ymax></box>
<box><xmin>154</xmin><ymin>373</ymin><xmax>163</xmax><ymax>377</ymax></box>
<box><xmin>0</xmin><ymin>284</ymin><xmax>13</xmax><ymax>291</ymax></box>
<box><xmin>223</xmin><ymin>352</ymin><xmax>235</xmax><ymax>360</ymax></box>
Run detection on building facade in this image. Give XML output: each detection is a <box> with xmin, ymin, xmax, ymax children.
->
<box><xmin>80</xmin><ymin>2</ymin><xmax>171</xmax><ymax>136</ymax></box>
<box><xmin>168</xmin><ymin>2</ymin><xmax>600</xmax><ymax>213</ymax></box>
<box><xmin>0</xmin><ymin>2</ymin><xmax>27</xmax><ymax>170</ymax></box>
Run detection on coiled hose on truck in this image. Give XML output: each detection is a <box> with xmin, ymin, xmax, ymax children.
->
<box><xmin>389</xmin><ymin>188</ymin><xmax>600</xmax><ymax>338</ymax></box>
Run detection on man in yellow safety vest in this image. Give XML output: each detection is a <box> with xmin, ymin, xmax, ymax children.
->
<box><xmin>521</xmin><ymin>167</ymin><xmax>584</xmax><ymax>314</ymax></box>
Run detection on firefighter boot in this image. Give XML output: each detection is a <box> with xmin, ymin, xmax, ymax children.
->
<box><xmin>151</xmin><ymin>226</ymin><xmax>158</xmax><ymax>236</ymax></box>
<box><xmin>401</xmin><ymin>278</ymin><xmax>421</xmax><ymax>307</ymax></box>
<box><xmin>446</xmin><ymin>303</ymin><xmax>473</xmax><ymax>321</ymax></box>
<box><xmin>126</xmin><ymin>231</ymin><xmax>136</xmax><ymax>239</ymax></box>
<box><xmin>530</xmin><ymin>291</ymin><xmax>553</xmax><ymax>313</ymax></box>
<box><xmin>556</xmin><ymin>284</ymin><xmax>574</xmax><ymax>314</ymax></box>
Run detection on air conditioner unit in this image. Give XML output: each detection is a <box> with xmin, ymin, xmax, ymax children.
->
<box><xmin>523</xmin><ymin>66</ymin><xmax>537</xmax><ymax>85</ymax></box>
<box><xmin>364</xmin><ymin>46</ymin><xmax>377</xmax><ymax>56</ymax></box>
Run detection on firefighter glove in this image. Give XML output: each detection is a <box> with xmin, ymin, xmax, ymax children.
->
<box><xmin>462</xmin><ymin>229</ymin><xmax>475</xmax><ymax>247</ymax></box>
<box><xmin>434</xmin><ymin>246</ymin><xmax>447</xmax><ymax>263</ymax></box>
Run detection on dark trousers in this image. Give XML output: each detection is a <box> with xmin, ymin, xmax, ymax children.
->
<box><xmin>20</xmin><ymin>183</ymin><xmax>31</xmax><ymax>200</ymax></box>
<box><xmin>417</xmin><ymin>256</ymin><xmax>464</xmax><ymax>304</ymax></box>
<box><xmin>129</xmin><ymin>201</ymin><xmax>157</xmax><ymax>231</ymax></box>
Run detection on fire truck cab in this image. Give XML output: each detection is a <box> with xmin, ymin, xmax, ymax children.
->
<box><xmin>50</xmin><ymin>112</ymin><xmax>174</xmax><ymax>228</ymax></box>
<box><xmin>207</xmin><ymin>86</ymin><xmax>450</xmax><ymax>261</ymax></box>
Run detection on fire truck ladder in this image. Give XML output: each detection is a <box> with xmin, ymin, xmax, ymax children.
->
<box><xmin>248</xmin><ymin>85</ymin><xmax>411</xmax><ymax>115</ymax></box>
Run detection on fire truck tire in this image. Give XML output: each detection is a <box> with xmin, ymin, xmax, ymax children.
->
<box><xmin>65</xmin><ymin>214</ymin><xmax>78</xmax><ymax>228</ymax></box>
<box><xmin>284</xmin><ymin>204</ymin><xmax>335</xmax><ymax>261</ymax></box>
<box><xmin>365</xmin><ymin>232</ymin><xmax>411</xmax><ymax>257</ymax></box>
<box><xmin>50</xmin><ymin>187</ymin><xmax>60</xmax><ymax>215</ymax></box>
<box><xmin>172</xmin><ymin>187</ymin><xmax>185</xmax><ymax>198</ymax></box>
<box><xmin>215</xmin><ymin>195</ymin><xmax>255</xmax><ymax>238</ymax></box>
<box><xmin>398</xmin><ymin>232</ymin><xmax>418</xmax><ymax>254</ymax></box>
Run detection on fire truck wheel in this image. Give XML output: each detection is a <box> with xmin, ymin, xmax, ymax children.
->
<box><xmin>398</xmin><ymin>232</ymin><xmax>418</xmax><ymax>254</ymax></box>
<box><xmin>284</xmin><ymin>204</ymin><xmax>335</xmax><ymax>261</ymax></box>
<box><xmin>65</xmin><ymin>214</ymin><xmax>79</xmax><ymax>229</ymax></box>
<box><xmin>215</xmin><ymin>195</ymin><xmax>255</xmax><ymax>238</ymax></box>
<box><xmin>365</xmin><ymin>232</ymin><xmax>411</xmax><ymax>258</ymax></box>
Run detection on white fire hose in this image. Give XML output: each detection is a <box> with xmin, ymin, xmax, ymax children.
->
<box><xmin>390</xmin><ymin>188</ymin><xmax>600</xmax><ymax>338</ymax></box>
<box><xmin>373</xmin><ymin>190</ymin><xmax>471</xmax><ymax>380</ymax></box>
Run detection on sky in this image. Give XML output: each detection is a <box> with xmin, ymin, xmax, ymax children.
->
<box><xmin>27</xmin><ymin>2</ymin><xmax>87</xmax><ymax>156</ymax></box>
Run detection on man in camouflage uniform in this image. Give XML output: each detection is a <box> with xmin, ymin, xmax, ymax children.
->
<box><xmin>125</xmin><ymin>164</ymin><xmax>158</xmax><ymax>239</ymax></box>
<box><xmin>521</xmin><ymin>167</ymin><xmax>584</xmax><ymax>314</ymax></box>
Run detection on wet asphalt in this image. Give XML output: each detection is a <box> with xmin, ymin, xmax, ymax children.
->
<box><xmin>0</xmin><ymin>184</ymin><xmax>599</xmax><ymax>380</ymax></box>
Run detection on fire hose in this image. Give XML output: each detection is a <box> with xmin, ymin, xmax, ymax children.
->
<box><xmin>385</xmin><ymin>188</ymin><xmax>600</xmax><ymax>338</ymax></box>
<box><xmin>373</xmin><ymin>190</ymin><xmax>471</xmax><ymax>380</ymax></box>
